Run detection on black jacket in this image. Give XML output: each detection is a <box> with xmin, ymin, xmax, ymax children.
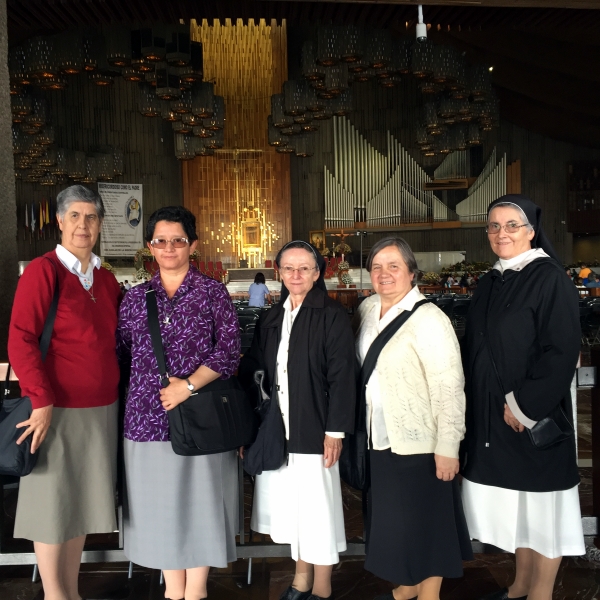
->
<box><xmin>239</xmin><ymin>286</ymin><xmax>357</xmax><ymax>454</ymax></box>
<box><xmin>462</xmin><ymin>257</ymin><xmax>580</xmax><ymax>492</ymax></box>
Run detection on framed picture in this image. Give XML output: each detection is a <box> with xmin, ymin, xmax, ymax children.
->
<box><xmin>241</xmin><ymin>221</ymin><xmax>261</xmax><ymax>248</ymax></box>
<box><xmin>309</xmin><ymin>230</ymin><xmax>325</xmax><ymax>251</ymax></box>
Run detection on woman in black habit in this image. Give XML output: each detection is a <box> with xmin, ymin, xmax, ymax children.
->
<box><xmin>461</xmin><ymin>195</ymin><xmax>585</xmax><ymax>600</ymax></box>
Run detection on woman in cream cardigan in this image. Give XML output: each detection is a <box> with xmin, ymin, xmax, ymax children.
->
<box><xmin>354</xmin><ymin>237</ymin><xmax>472</xmax><ymax>600</ymax></box>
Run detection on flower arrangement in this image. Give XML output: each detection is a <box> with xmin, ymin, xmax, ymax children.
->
<box><xmin>341</xmin><ymin>272</ymin><xmax>353</xmax><ymax>285</ymax></box>
<box><xmin>134</xmin><ymin>247</ymin><xmax>152</xmax><ymax>270</ymax></box>
<box><xmin>337</xmin><ymin>260</ymin><xmax>350</xmax><ymax>271</ymax></box>
<box><xmin>101</xmin><ymin>261</ymin><xmax>115</xmax><ymax>273</ymax></box>
<box><xmin>334</xmin><ymin>242</ymin><xmax>352</xmax><ymax>256</ymax></box>
<box><xmin>422</xmin><ymin>272</ymin><xmax>440</xmax><ymax>285</ymax></box>
<box><xmin>135</xmin><ymin>267</ymin><xmax>152</xmax><ymax>282</ymax></box>
<box><xmin>440</xmin><ymin>261</ymin><xmax>492</xmax><ymax>275</ymax></box>
<box><xmin>320</xmin><ymin>246</ymin><xmax>331</xmax><ymax>257</ymax></box>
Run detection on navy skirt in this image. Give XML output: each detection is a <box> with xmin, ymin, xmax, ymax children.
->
<box><xmin>365</xmin><ymin>450</ymin><xmax>473</xmax><ymax>586</ymax></box>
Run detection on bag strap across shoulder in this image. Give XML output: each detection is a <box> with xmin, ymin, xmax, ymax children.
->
<box><xmin>145</xmin><ymin>288</ymin><xmax>170</xmax><ymax>388</ymax></box>
<box><xmin>360</xmin><ymin>298</ymin><xmax>429</xmax><ymax>390</ymax></box>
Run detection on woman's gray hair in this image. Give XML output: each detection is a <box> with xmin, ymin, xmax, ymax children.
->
<box><xmin>489</xmin><ymin>201</ymin><xmax>534</xmax><ymax>232</ymax></box>
<box><xmin>366</xmin><ymin>236</ymin><xmax>419</xmax><ymax>286</ymax></box>
<box><xmin>56</xmin><ymin>185</ymin><xmax>105</xmax><ymax>220</ymax></box>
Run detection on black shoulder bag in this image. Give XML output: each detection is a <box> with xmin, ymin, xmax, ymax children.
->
<box><xmin>145</xmin><ymin>288</ymin><xmax>258</xmax><ymax>456</ymax></box>
<box><xmin>0</xmin><ymin>260</ymin><xmax>59</xmax><ymax>477</ymax></box>
<box><xmin>484</xmin><ymin>294</ymin><xmax>573</xmax><ymax>450</ymax></box>
<box><xmin>339</xmin><ymin>299</ymin><xmax>429</xmax><ymax>490</ymax></box>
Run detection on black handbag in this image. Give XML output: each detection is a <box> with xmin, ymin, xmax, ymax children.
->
<box><xmin>145</xmin><ymin>289</ymin><xmax>257</xmax><ymax>456</ymax></box>
<box><xmin>242</xmin><ymin>370</ymin><xmax>287</xmax><ymax>476</ymax></box>
<box><xmin>0</xmin><ymin>260</ymin><xmax>59</xmax><ymax>477</ymax></box>
<box><xmin>484</xmin><ymin>304</ymin><xmax>574</xmax><ymax>450</ymax></box>
<box><xmin>339</xmin><ymin>299</ymin><xmax>429</xmax><ymax>490</ymax></box>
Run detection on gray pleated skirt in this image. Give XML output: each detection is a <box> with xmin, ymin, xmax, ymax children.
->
<box><xmin>14</xmin><ymin>401</ymin><xmax>118</xmax><ymax>544</ymax></box>
<box><xmin>123</xmin><ymin>439</ymin><xmax>238</xmax><ymax>570</ymax></box>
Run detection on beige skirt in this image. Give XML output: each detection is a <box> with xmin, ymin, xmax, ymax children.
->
<box><xmin>14</xmin><ymin>401</ymin><xmax>118</xmax><ymax>544</ymax></box>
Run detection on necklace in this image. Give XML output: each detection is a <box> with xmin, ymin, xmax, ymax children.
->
<box><xmin>163</xmin><ymin>300</ymin><xmax>175</xmax><ymax>325</ymax></box>
<box><xmin>81</xmin><ymin>277</ymin><xmax>97</xmax><ymax>302</ymax></box>
<box><xmin>87</xmin><ymin>285</ymin><xmax>97</xmax><ymax>303</ymax></box>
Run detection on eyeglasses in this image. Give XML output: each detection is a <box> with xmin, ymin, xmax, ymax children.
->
<box><xmin>280</xmin><ymin>266</ymin><xmax>318</xmax><ymax>275</ymax></box>
<box><xmin>485</xmin><ymin>222</ymin><xmax>529</xmax><ymax>234</ymax></box>
<box><xmin>150</xmin><ymin>237</ymin><xmax>189</xmax><ymax>248</ymax></box>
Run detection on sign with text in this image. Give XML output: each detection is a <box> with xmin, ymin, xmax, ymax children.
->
<box><xmin>99</xmin><ymin>183</ymin><xmax>143</xmax><ymax>257</ymax></box>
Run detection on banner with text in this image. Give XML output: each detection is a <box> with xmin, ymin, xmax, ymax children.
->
<box><xmin>99</xmin><ymin>183</ymin><xmax>143</xmax><ymax>257</ymax></box>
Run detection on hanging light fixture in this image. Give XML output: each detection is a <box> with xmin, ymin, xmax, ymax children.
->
<box><xmin>38</xmin><ymin>75</ymin><xmax>67</xmax><ymax>91</ymax></box>
<box><xmin>166</xmin><ymin>23</ymin><xmax>191</xmax><ymax>66</ymax></box>
<box><xmin>176</xmin><ymin>41</ymin><xmax>203</xmax><ymax>83</ymax></box>
<box><xmin>301</xmin><ymin>122</ymin><xmax>319</xmax><ymax>133</ymax></box>
<box><xmin>170</xmin><ymin>89</ymin><xmax>192</xmax><ymax>114</ymax></box>
<box><xmin>276</xmin><ymin>143</ymin><xmax>295</xmax><ymax>154</ymax></box>
<box><xmin>174</xmin><ymin>133</ymin><xmax>195</xmax><ymax>160</ymax></box>
<box><xmin>303</xmin><ymin>84</ymin><xmax>325</xmax><ymax>113</ymax></box>
<box><xmin>280</xmin><ymin>124</ymin><xmax>302</xmax><ymax>136</ymax></box>
<box><xmin>156</xmin><ymin>64</ymin><xmax>181</xmax><ymax>100</ymax></box>
<box><xmin>24</xmin><ymin>36</ymin><xmax>58</xmax><ymax>80</ymax></box>
<box><xmin>194</xmin><ymin>137</ymin><xmax>215</xmax><ymax>156</ymax></box>
<box><xmin>295</xmin><ymin>135</ymin><xmax>315</xmax><ymax>158</ymax></box>
<box><xmin>160</xmin><ymin>100</ymin><xmax>179</xmax><ymax>121</ymax></box>
<box><xmin>130</xmin><ymin>28</ymin><xmax>153</xmax><ymax>73</ymax></box>
<box><xmin>54</xmin><ymin>30</ymin><xmax>85</xmax><ymax>75</ymax></box>
<box><xmin>192</xmin><ymin>82</ymin><xmax>214</xmax><ymax>118</ymax></box>
<box><xmin>26</xmin><ymin>96</ymin><xmax>48</xmax><ymax>127</ymax></box>
<box><xmin>82</xmin><ymin>29</ymin><xmax>101</xmax><ymax>72</ymax></box>
<box><xmin>432</xmin><ymin>46</ymin><xmax>459</xmax><ymax>85</ymax></box>
<box><xmin>330</xmin><ymin>89</ymin><xmax>353</xmax><ymax>116</ymax></box>
<box><xmin>104</xmin><ymin>25</ymin><xmax>131</xmax><ymax>67</ymax></box>
<box><xmin>37</xmin><ymin>125</ymin><xmax>55</xmax><ymax>145</ymax></box>
<box><xmin>312</xmin><ymin>107</ymin><xmax>333</xmax><ymax>120</ymax></box>
<box><xmin>447</xmin><ymin>52</ymin><xmax>467</xmax><ymax>92</ymax></box>
<box><xmin>301</xmin><ymin>40</ymin><xmax>322</xmax><ymax>81</ymax></box>
<box><xmin>411</xmin><ymin>40</ymin><xmax>434</xmax><ymax>78</ymax></box>
<box><xmin>420</xmin><ymin>80</ymin><xmax>442</xmax><ymax>95</ymax></box>
<box><xmin>339</xmin><ymin>25</ymin><xmax>364</xmax><ymax>63</ymax></box>
<box><xmin>181</xmin><ymin>113</ymin><xmax>202</xmax><ymax>126</ymax></box>
<box><xmin>365</xmin><ymin>29</ymin><xmax>392</xmax><ymax>69</ymax></box>
<box><xmin>172</xmin><ymin>121</ymin><xmax>192</xmax><ymax>134</ymax></box>
<box><xmin>271</xmin><ymin>94</ymin><xmax>293</xmax><ymax>128</ymax></box>
<box><xmin>39</xmin><ymin>172</ymin><xmax>58</xmax><ymax>186</ymax></box>
<box><xmin>11</xmin><ymin>94</ymin><xmax>32</xmax><ymax>119</ymax></box>
<box><xmin>205</xmin><ymin>129</ymin><xmax>224</xmax><ymax>149</ymax></box>
<box><xmin>9</xmin><ymin>46</ymin><xmax>30</xmax><ymax>85</ymax></box>
<box><xmin>470</xmin><ymin>65</ymin><xmax>493</xmax><ymax>101</ymax></box>
<box><xmin>66</xmin><ymin>150</ymin><xmax>86</xmax><ymax>179</ymax></box>
<box><xmin>424</xmin><ymin>102</ymin><xmax>445</xmax><ymax>135</ymax></box>
<box><xmin>316</xmin><ymin>25</ymin><xmax>340</xmax><ymax>66</ymax></box>
<box><xmin>39</xmin><ymin>146</ymin><xmax>58</xmax><ymax>167</ymax></box>
<box><xmin>467</xmin><ymin>123</ymin><xmax>482</xmax><ymax>145</ymax></box>
<box><xmin>203</xmin><ymin>96</ymin><xmax>225</xmax><ymax>130</ymax></box>
<box><xmin>324</xmin><ymin>64</ymin><xmax>349</xmax><ymax>95</ymax></box>
<box><xmin>52</xmin><ymin>148</ymin><xmax>68</xmax><ymax>175</ymax></box>
<box><xmin>138</xmin><ymin>83</ymin><xmax>162</xmax><ymax>117</ymax></box>
<box><xmin>283</xmin><ymin>80</ymin><xmax>306</xmax><ymax>116</ymax></box>
<box><xmin>113</xmin><ymin>147</ymin><xmax>124</xmax><ymax>176</ymax></box>
<box><xmin>192</xmin><ymin>125</ymin><xmax>213</xmax><ymax>138</ymax></box>
<box><xmin>80</xmin><ymin>156</ymin><xmax>99</xmax><ymax>183</ymax></box>
<box><xmin>123</xmin><ymin>67</ymin><xmax>145</xmax><ymax>82</ymax></box>
<box><xmin>268</xmin><ymin>116</ymin><xmax>287</xmax><ymax>146</ymax></box>
<box><xmin>140</xmin><ymin>24</ymin><xmax>166</xmax><ymax>62</ymax></box>
<box><xmin>391</xmin><ymin>38</ymin><xmax>412</xmax><ymax>75</ymax></box>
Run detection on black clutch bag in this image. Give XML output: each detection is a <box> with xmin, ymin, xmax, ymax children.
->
<box><xmin>145</xmin><ymin>289</ymin><xmax>257</xmax><ymax>457</ymax></box>
<box><xmin>527</xmin><ymin>403</ymin><xmax>574</xmax><ymax>450</ymax></box>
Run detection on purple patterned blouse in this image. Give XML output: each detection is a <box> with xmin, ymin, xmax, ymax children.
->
<box><xmin>118</xmin><ymin>266</ymin><xmax>241</xmax><ymax>442</ymax></box>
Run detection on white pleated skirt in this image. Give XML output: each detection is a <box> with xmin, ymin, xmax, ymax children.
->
<box><xmin>462</xmin><ymin>478</ymin><xmax>585</xmax><ymax>559</ymax></box>
<box><xmin>251</xmin><ymin>453</ymin><xmax>347</xmax><ymax>565</ymax></box>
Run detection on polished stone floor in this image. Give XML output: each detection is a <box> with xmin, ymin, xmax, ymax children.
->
<box><xmin>1</xmin><ymin>356</ymin><xmax>598</xmax><ymax>599</ymax></box>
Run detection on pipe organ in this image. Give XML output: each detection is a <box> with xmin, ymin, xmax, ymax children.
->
<box><xmin>434</xmin><ymin>150</ymin><xmax>470</xmax><ymax>180</ymax></box>
<box><xmin>324</xmin><ymin>116</ymin><xmax>453</xmax><ymax>229</ymax></box>
<box><xmin>455</xmin><ymin>148</ymin><xmax>507</xmax><ymax>222</ymax></box>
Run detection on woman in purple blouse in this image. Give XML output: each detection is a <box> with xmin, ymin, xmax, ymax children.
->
<box><xmin>118</xmin><ymin>206</ymin><xmax>240</xmax><ymax>600</ymax></box>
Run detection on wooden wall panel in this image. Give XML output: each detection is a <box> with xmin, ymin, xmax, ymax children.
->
<box><xmin>15</xmin><ymin>76</ymin><xmax>182</xmax><ymax>262</ymax></box>
<box><xmin>183</xmin><ymin>19</ymin><xmax>291</xmax><ymax>267</ymax></box>
<box><xmin>288</xmin><ymin>27</ymin><xmax>600</xmax><ymax>265</ymax></box>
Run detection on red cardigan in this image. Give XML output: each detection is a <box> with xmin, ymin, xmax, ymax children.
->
<box><xmin>8</xmin><ymin>251</ymin><xmax>121</xmax><ymax>409</ymax></box>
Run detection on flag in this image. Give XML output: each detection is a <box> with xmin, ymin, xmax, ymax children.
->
<box><xmin>25</xmin><ymin>203</ymin><xmax>28</xmax><ymax>229</ymax></box>
<box><xmin>31</xmin><ymin>203</ymin><xmax>36</xmax><ymax>232</ymax></box>
<box><xmin>39</xmin><ymin>202</ymin><xmax>43</xmax><ymax>231</ymax></box>
<box><xmin>45</xmin><ymin>200</ymin><xmax>50</xmax><ymax>225</ymax></box>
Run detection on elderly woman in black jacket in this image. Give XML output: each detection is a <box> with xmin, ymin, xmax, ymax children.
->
<box><xmin>462</xmin><ymin>195</ymin><xmax>584</xmax><ymax>600</ymax></box>
<box><xmin>240</xmin><ymin>241</ymin><xmax>356</xmax><ymax>600</ymax></box>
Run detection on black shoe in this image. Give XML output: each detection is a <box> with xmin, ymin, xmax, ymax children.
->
<box><xmin>478</xmin><ymin>588</ymin><xmax>527</xmax><ymax>600</ymax></box>
<box><xmin>307</xmin><ymin>595</ymin><xmax>333</xmax><ymax>600</ymax></box>
<box><xmin>279</xmin><ymin>587</ymin><xmax>313</xmax><ymax>600</ymax></box>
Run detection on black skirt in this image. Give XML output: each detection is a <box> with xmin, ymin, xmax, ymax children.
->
<box><xmin>365</xmin><ymin>450</ymin><xmax>473</xmax><ymax>586</ymax></box>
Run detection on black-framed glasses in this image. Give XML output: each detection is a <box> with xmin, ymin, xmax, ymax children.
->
<box><xmin>150</xmin><ymin>237</ymin><xmax>189</xmax><ymax>249</ymax></box>
<box><xmin>485</xmin><ymin>222</ymin><xmax>529</xmax><ymax>234</ymax></box>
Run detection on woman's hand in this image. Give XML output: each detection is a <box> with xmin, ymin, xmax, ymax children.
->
<box><xmin>16</xmin><ymin>405</ymin><xmax>53</xmax><ymax>453</ymax></box>
<box><xmin>160</xmin><ymin>377</ymin><xmax>192</xmax><ymax>411</ymax></box>
<box><xmin>323</xmin><ymin>435</ymin><xmax>343</xmax><ymax>468</ymax></box>
<box><xmin>434</xmin><ymin>454</ymin><xmax>459</xmax><ymax>482</ymax></box>
<box><xmin>504</xmin><ymin>403</ymin><xmax>525</xmax><ymax>433</ymax></box>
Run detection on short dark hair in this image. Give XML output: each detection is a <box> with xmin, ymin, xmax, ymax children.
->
<box><xmin>145</xmin><ymin>206</ymin><xmax>198</xmax><ymax>242</ymax></box>
<box><xmin>254</xmin><ymin>272</ymin><xmax>266</xmax><ymax>284</ymax></box>
<box><xmin>366</xmin><ymin>236</ymin><xmax>419</xmax><ymax>286</ymax></box>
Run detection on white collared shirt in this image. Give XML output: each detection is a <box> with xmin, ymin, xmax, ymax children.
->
<box><xmin>55</xmin><ymin>244</ymin><xmax>101</xmax><ymax>290</ymax></box>
<box><xmin>494</xmin><ymin>247</ymin><xmax>549</xmax><ymax>274</ymax></box>
<box><xmin>357</xmin><ymin>285</ymin><xmax>422</xmax><ymax>450</ymax></box>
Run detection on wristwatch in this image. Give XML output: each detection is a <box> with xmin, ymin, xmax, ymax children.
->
<box><xmin>186</xmin><ymin>378</ymin><xmax>195</xmax><ymax>392</ymax></box>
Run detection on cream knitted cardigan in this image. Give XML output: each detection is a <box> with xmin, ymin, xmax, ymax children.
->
<box><xmin>356</xmin><ymin>292</ymin><xmax>466</xmax><ymax>459</ymax></box>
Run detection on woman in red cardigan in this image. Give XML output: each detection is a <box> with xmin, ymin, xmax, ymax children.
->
<box><xmin>8</xmin><ymin>185</ymin><xmax>121</xmax><ymax>600</ymax></box>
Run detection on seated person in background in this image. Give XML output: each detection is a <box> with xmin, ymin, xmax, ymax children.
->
<box><xmin>445</xmin><ymin>275</ymin><xmax>456</xmax><ymax>288</ymax></box>
<box><xmin>579</xmin><ymin>264</ymin><xmax>592</xmax><ymax>285</ymax></box>
<box><xmin>586</xmin><ymin>274</ymin><xmax>600</xmax><ymax>288</ymax></box>
<box><xmin>565</xmin><ymin>267</ymin><xmax>574</xmax><ymax>281</ymax></box>
<box><xmin>575</xmin><ymin>277</ymin><xmax>584</xmax><ymax>286</ymax></box>
<box><xmin>248</xmin><ymin>272</ymin><xmax>272</xmax><ymax>307</ymax></box>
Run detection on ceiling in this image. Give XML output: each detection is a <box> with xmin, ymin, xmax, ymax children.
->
<box><xmin>7</xmin><ymin>0</ymin><xmax>600</xmax><ymax>148</ymax></box>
